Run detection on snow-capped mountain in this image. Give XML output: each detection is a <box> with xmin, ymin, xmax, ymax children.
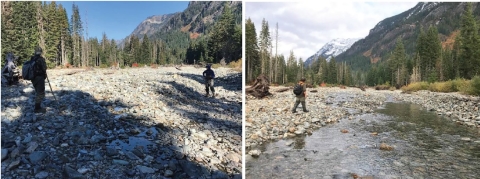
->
<box><xmin>304</xmin><ymin>38</ymin><xmax>360</xmax><ymax>66</ymax></box>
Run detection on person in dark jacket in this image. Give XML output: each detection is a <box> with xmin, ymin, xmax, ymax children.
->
<box><xmin>31</xmin><ymin>47</ymin><xmax>48</xmax><ymax>113</ymax></box>
<box><xmin>292</xmin><ymin>78</ymin><xmax>309</xmax><ymax>113</ymax></box>
<box><xmin>202</xmin><ymin>64</ymin><xmax>215</xmax><ymax>97</ymax></box>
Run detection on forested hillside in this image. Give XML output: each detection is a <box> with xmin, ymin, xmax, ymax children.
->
<box><xmin>1</xmin><ymin>1</ymin><xmax>242</xmax><ymax>68</ymax></box>
<box><xmin>245</xmin><ymin>18</ymin><xmax>354</xmax><ymax>86</ymax></box>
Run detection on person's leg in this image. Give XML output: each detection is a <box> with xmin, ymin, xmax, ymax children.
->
<box><xmin>33</xmin><ymin>76</ymin><xmax>46</xmax><ymax>113</ymax></box>
<box><xmin>292</xmin><ymin>97</ymin><xmax>300</xmax><ymax>113</ymax></box>
<box><xmin>210</xmin><ymin>79</ymin><xmax>215</xmax><ymax>97</ymax></box>
<box><xmin>299</xmin><ymin>97</ymin><xmax>308</xmax><ymax>112</ymax></box>
<box><xmin>205</xmin><ymin>80</ymin><xmax>210</xmax><ymax>96</ymax></box>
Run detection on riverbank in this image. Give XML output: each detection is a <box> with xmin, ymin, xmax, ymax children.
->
<box><xmin>245</xmin><ymin>86</ymin><xmax>480</xmax><ymax>155</ymax></box>
<box><xmin>1</xmin><ymin>67</ymin><xmax>242</xmax><ymax>178</ymax></box>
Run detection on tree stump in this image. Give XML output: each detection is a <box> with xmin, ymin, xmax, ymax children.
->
<box><xmin>246</xmin><ymin>74</ymin><xmax>272</xmax><ymax>98</ymax></box>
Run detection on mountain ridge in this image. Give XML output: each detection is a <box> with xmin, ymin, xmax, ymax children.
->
<box><xmin>304</xmin><ymin>38</ymin><xmax>360</xmax><ymax>66</ymax></box>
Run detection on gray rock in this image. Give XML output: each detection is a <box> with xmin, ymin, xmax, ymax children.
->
<box><xmin>35</xmin><ymin>171</ymin><xmax>49</xmax><ymax>179</ymax></box>
<box><xmin>64</xmin><ymin>166</ymin><xmax>85</xmax><ymax>179</ymax></box>
<box><xmin>7</xmin><ymin>159</ymin><xmax>20</xmax><ymax>171</ymax></box>
<box><xmin>125</xmin><ymin>151</ymin><xmax>141</xmax><ymax>160</ymax></box>
<box><xmin>311</xmin><ymin>118</ymin><xmax>320</xmax><ymax>123</ymax></box>
<box><xmin>285</xmin><ymin>141</ymin><xmax>294</xmax><ymax>146</ymax></box>
<box><xmin>25</xmin><ymin>141</ymin><xmax>39</xmax><ymax>153</ymax></box>
<box><xmin>106</xmin><ymin>147</ymin><xmax>117</xmax><ymax>156</ymax></box>
<box><xmin>1</xmin><ymin>148</ymin><xmax>8</xmax><ymax>160</ymax></box>
<box><xmin>164</xmin><ymin>169</ymin><xmax>174</xmax><ymax>177</ymax></box>
<box><xmin>112</xmin><ymin>159</ymin><xmax>129</xmax><ymax>165</ymax></box>
<box><xmin>249</xmin><ymin>150</ymin><xmax>261</xmax><ymax>157</ymax></box>
<box><xmin>29</xmin><ymin>151</ymin><xmax>47</xmax><ymax>164</ymax></box>
<box><xmin>136</xmin><ymin>165</ymin><xmax>156</xmax><ymax>174</ymax></box>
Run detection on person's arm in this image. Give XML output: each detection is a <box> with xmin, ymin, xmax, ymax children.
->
<box><xmin>212</xmin><ymin>71</ymin><xmax>215</xmax><ymax>78</ymax></box>
<box><xmin>303</xmin><ymin>84</ymin><xmax>307</xmax><ymax>97</ymax></box>
<box><xmin>41</xmin><ymin>57</ymin><xmax>48</xmax><ymax>77</ymax></box>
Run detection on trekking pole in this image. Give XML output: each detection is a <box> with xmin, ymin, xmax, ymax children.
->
<box><xmin>46</xmin><ymin>75</ymin><xmax>57</xmax><ymax>102</ymax></box>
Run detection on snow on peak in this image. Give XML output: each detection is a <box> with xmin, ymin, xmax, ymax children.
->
<box><xmin>304</xmin><ymin>38</ymin><xmax>360</xmax><ymax>66</ymax></box>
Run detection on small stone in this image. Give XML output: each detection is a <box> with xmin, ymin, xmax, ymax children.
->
<box><xmin>226</xmin><ymin>153</ymin><xmax>241</xmax><ymax>163</ymax></box>
<box><xmin>37</xmin><ymin>126</ymin><xmax>43</xmax><ymax>130</ymax></box>
<box><xmin>105</xmin><ymin>147</ymin><xmax>117</xmax><ymax>156</ymax></box>
<box><xmin>130</xmin><ymin>128</ymin><xmax>141</xmax><ymax>135</ymax></box>
<box><xmin>61</xmin><ymin>143</ymin><xmax>69</xmax><ymax>147</ymax></box>
<box><xmin>29</xmin><ymin>151</ymin><xmax>47</xmax><ymax>164</ymax></box>
<box><xmin>112</xmin><ymin>159</ymin><xmax>129</xmax><ymax>165</ymax></box>
<box><xmin>144</xmin><ymin>155</ymin><xmax>154</xmax><ymax>163</ymax></box>
<box><xmin>248</xmin><ymin>150</ymin><xmax>261</xmax><ymax>157</ymax></box>
<box><xmin>164</xmin><ymin>169</ymin><xmax>174</xmax><ymax>177</ymax></box>
<box><xmin>77</xmin><ymin>167</ymin><xmax>89</xmax><ymax>174</ymax></box>
<box><xmin>2</xmin><ymin>148</ymin><xmax>8</xmax><ymax>160</ymax></box>
<box><xmin>64</xmin><ymin>166</ymin><xmax>85</xmax><ymax>179</ymax></box>
<box><xmin>25</xmin><ymin>141</ymin><xmax>39</xmax><ymax>153</ymax></box>
<box><xmin>311</xmin><ymin>118</ymin><xmax>320</xmax><ymax>123</ymax></box>
<box><xmin>288</xmin><ymin>127</ymin><xmax>295</xmax><ymax>133</ymax></box>
<box><xmin>35</xmin><ymin>171</ymin><xmax>49</xmax><ymax>179</ymax></box>
<box><xmin>125</xmin><ymin>151</ymin><xmax>141</xmax><ymax>160</ymax></box>
<box><xmin>461</xmin><ymin>137</ymin><xmax>471</xmax><ymax>142</ymax></box>
<box><xmin>7</xmin><ymin>159</ymin><xmax>21</xmax><ymax>171</ymax></box>
<box><xmin>136</xmin><ymin>165</ymin><xmax>156</xmax><ymax>174</ymax></box>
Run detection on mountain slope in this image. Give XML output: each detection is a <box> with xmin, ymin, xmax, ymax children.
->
<box><xmin>335</xmin><ymin>2</ymin><xmax>480</xmax><ymax>71</ymax></box>
<box><xmin>304</xmin><ymin>38</ymin><xmax>360</xmax><ymax>66</ymax></box>
<box><xmin>130</xmin><ymin>13</ymin><xmax>177</xmax><ymax>38</ymax></box>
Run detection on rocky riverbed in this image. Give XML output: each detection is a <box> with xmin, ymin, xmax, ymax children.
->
<box><xmin>1</xmin><ymin>66</ymin><xmax>242</xmax><ymax>179</ymax></box>
<box><xmin>245</xmin><ymin>86</ymin><xmax>480</xmax><ymax>155</ymax></box>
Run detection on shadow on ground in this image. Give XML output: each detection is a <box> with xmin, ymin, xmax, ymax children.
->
<box><xmin>1</xmin><ymin>80</ymin><xmax>240</xmax><ymax>178</ymax></box>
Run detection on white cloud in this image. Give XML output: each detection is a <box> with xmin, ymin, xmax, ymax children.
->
<box><xmin>246</xmin><ymin>1</ymin><xmax>419</xmax><ymax>61</ymax></box>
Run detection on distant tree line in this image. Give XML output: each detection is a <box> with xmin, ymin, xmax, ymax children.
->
<box><xmin>245</xmin><ymin>18</ymin><xmax>353</xmax><ymax>86</ymax></box>
<box><xmin>1</xmin><ymin>1</ymin><xmax>242</xmax><ymax>68</ymax></box>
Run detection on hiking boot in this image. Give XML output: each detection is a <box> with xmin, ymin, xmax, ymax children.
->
<box><xmin>292</xmin><ymin>110</ymin><xmax>297</xmax><ymax>113</ymax></box>
<box><xmin>205</xmin><ymin>93</ymin><xmax>209</xmax><ymax>97</ymax></box>
<box><xmin>34</xmin><ymin>103</ymin><xmax>46</xmax><ymax>113</ymax></box>
<box><xmin>212</xmin><ymin>92</ymin><xmax>215</xmax><ymax>98</ymax></box>
<box><xmin>303</xmin><ymin>110</ymin><xmax>309</xmax><ymax>113</ymax></box>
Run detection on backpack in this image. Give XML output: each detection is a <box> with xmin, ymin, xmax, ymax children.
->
<box><xmin>22</xmin><ymin>56</ymin><xmax>39</xmax><ymax>80</ymax></box>
<box><xmin>293</xmin><ymin>84</ymin><xmax>303</xmax><ymax>95</ymax></box>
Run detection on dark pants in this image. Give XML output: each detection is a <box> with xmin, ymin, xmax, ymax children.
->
<box><xmin>32</xmin><ymin>76</ymin><xmax>45</xmax><ymax>104</ymax></box>
<box><xmin>292</xmin><ymin>96</ymin><xmax>307</xmax><ymax>112</ymax></box>
<box><xmin>205</xmin><ymin>79</ymin><xmax>215</xmax><ymax>94</ymax></box>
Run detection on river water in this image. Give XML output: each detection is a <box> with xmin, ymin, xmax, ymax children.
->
<box><xmin>246</xmin><ymin>93</ymin><xmax>480</xmax><ymax>179</ymax></box>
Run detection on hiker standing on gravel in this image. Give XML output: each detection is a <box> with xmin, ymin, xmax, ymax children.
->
<box><xmin>292</xmin><ymin>78</ymin><xmax>309</xmax><ymax>113</ymax></box>
<box><xmin>203</xmin><ymin>64</ymin><xmax>215</xmax><ymax>97</ymax></box>
<box><xmin>30</xmin><ymin>47</ymin><xmax>48</xmax><ymax>113</ymax></box>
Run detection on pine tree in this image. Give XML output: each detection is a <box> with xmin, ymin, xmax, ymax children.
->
<box><xmin>246</xmin><ymin>18</ymin><xmax>260</xmax><ymax>83</ymax></box>
<box><xmin>259</xmin><ymin>18</ymin><xmax>271</xmax><ymax>76</ymax></box>
<box><xmin>459</xmin><ymin>2</ymin><xmax>480</xmax><ymax>79</ymax></box>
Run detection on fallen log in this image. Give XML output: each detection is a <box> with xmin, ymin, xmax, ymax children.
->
<box><xmin>275</xmin><ymin>87</ymin><xmax>290</xmax><ymax>93</ymax></box>
<box><xmin>246</xmin><ymin>74</ymin><xmax>272</xmax><ymax>98</ymax></box>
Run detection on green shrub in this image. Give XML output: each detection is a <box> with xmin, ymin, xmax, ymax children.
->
<box><xmin>468</xmin><ymin>76</ymin><xmax>480</xmax><ymax>95</ymax></box>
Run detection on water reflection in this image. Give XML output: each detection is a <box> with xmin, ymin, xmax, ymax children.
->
<box><xmin>247</xmin><ymin>98</ymin><xmax>480</xmax><ymax>178</ymax></box>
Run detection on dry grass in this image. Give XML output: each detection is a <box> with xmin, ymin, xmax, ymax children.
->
<box><xmin>401</xmin><ymin>82</ymin><xmax>429</xmax><ymax>93</ymax></box>
<box><xmin>375</xmin><ymin>85</ymin><xmax>391</xmax><ymax>90</ymax></box>
<box><xmin>150</xmin><ymin>63</ymin><xmax>159</xmax><ymax>69</ymax></box>
<box><xmin>379</xmin><ymin>143</ymin><xmax>394</xmax><ymax>151</ymax></box>
<box><xmin>228</xmin><ymin>59</ymin><xmax>242</xmax><ymax>72</ymax></box>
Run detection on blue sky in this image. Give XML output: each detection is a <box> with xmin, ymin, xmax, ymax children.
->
<box><xmin>55</xmin><ymin>1</ymin><xmax>189</xmax><ymax>41</ymax></box>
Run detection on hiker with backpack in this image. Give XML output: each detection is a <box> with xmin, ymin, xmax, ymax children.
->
<box><xmin>203</xmin><ymin>64</ymin><xmax>215</xmax><ymax>97</ymax></box>
<box><xmin>24</xmin><ymin>47</ymin><xmax>48</xmax><ymax>113</ymax></box>
<box><xmin>292</xmin><ymin>78</ymin><xmax>309</xmax><ymax>113</ymax></box>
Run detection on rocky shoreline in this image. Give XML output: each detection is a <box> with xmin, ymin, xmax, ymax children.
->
<box><xmin>245</xmin><ymin>86</ymin><xmax>480</xmax><ymax>156</ymax></box>
<box><xmin>1</xmin><ymin>67</ymin><xmax>242</xmax><ymax>179</ymax></box>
